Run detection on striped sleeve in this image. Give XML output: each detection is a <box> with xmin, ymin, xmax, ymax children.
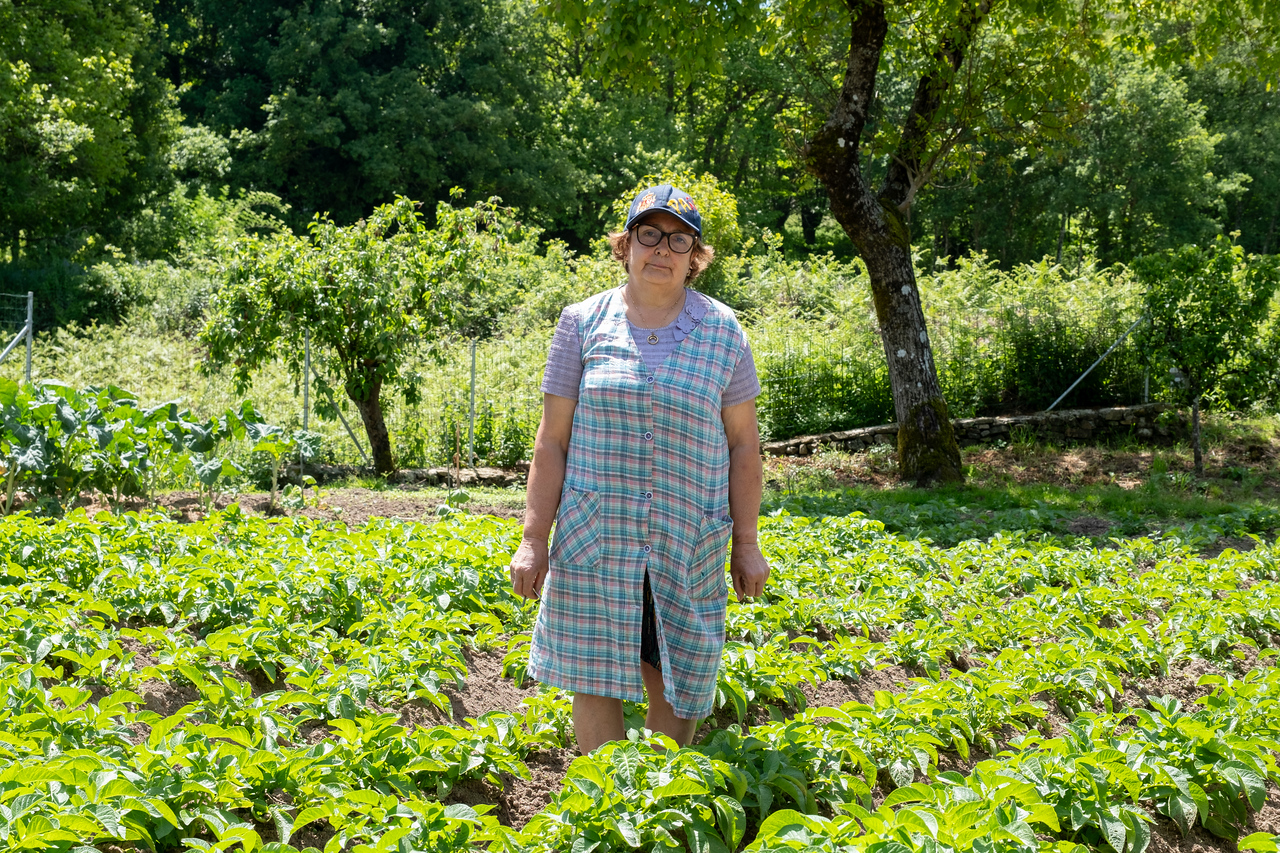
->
<box><xmin>722</xmin><ymin>328</ymin><xmax>761</xmax><ymax>408</ymax></box>
<box><xmin>540</xmin><ymin>306</ymin><xmax>584</xmax><ymax>400</ymax></box>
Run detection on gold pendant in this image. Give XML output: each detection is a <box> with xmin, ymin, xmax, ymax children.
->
<box><xmin>647</xmin><ymin>333</ymin><xmax>659</xmax><ymax>345</ymax></box>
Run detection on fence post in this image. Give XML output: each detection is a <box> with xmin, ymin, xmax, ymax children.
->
<box><xmin>300</xmin><ymin>330</ymin><xmax>310</xmax><ymax>480</ymax></box>
<box><xmin>468</xmin><ymin>339</ymin><xmax>477</xmax><ymax>468</ymax></box>
<box><xmin>303</xmin><ymin>330</ymin><xmax>310</xmax><ymax>433</ymax></box>
<box><xmin>24</xmin><ymin>291</ymin><xmax>32</xmax><ymax>385</ymax></box>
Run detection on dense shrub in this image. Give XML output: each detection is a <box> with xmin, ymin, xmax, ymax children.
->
<box><xmin>0</xmin><ymin>261</ymin><xmax>139</xmax><ymax>332</ymax></box>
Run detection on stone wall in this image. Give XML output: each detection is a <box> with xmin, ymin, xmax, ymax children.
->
<box><xmin>762</xmin><ymin>403</ymin><xmax>1187</xmax><ymax>457</ymax></box>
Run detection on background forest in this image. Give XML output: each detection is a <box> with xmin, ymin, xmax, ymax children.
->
<box><xmin>2</xmin><ymin>0</ymin><xmax>1279</xmax><ymax>468</ymax></box>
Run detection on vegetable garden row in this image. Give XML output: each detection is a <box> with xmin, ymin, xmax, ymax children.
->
<box><xmin>0</xmin><ymin>380</ymin><xmax>313</xmax><ymax>517</ymax></box>
<box><xmin>2</xmin><ymin>507</ymin><xmax>1278</xmax><ymax>852</ymax></box>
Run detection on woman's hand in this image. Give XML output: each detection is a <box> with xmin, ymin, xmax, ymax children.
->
<box><xmin>510</xmin><ymin>536</ymin><xmax>550</xmax><ymax>600</ymax></box>
<box><xmin>729</xmin><ymin>541</ymin><xmax>769</xmax><ymax>602</ymax></box>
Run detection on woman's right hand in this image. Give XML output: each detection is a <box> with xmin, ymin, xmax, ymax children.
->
<box><xmin>510</xmin><ymin>536</ymin><xmax>550</xmax><ymax>600</ymax></box>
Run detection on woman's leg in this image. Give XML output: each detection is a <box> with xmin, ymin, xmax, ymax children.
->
<box><xmin>641</xmin><ymin>662</ymin><xmax>698</xmax><ymax>746</ymax></box>
<box><xmin>572</xmin><ymin>693</ymin><xmax>625</xmax><ymax>754</ymax></box>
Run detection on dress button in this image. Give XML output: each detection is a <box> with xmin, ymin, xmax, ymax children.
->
<box><xmin>643</xmin><ymin>431</ymin><xmax>653</xmax><ymax>441</ymax></box>
<box><xmin>646</xmin><ymin>376</ymin><xmax>655</xmax><ymax>384</ymax></box>
<box><xmin>642</xmin><ymin>544</ymin><xmax>652</xmax><ymax>553</ymax></box>
<box><xmin>644</xmin><ymin>491</ymin><xmax>653</xmax><ymax>499</ymax></box>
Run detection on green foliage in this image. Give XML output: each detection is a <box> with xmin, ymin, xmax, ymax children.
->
<box><xmin>158</xmin><ymin>0</ymin><xmax>557</xmax><ymax>231</ymax></box>
<box><xmin>1134</xmin><ymin>238</ymin><xmax>1280</xmax><ymax>406</ymax></box>
<box><xmin>0</xmin><ymin>378</ymin><xmax>288</xmax><ymax>516</ymax></box>
<box><xmin>613</xmin><ymin>170</ymin><xmax>744</xmax><ymax>259</ymax></box>
<box><xmin>919</xmin><ymin>51</ymin><xmax>1251</xmax><ymax>269</ymax></box>
<box><xmin>0</xmin><ymin>0</ymin><xmax>176</xmax><ymax>261</ymax></box>
<box><xmin>1</xmin><ymin>487</ymin><xmax>1279</xmax><ymax>851</ymax></box>
<box><xmin>1188</xmin><ymin>51</ymin><xmax>1280</xmax><ymax>257</ymax></box>
<box><xmin>0</xmin><ymin>262</ymin><xmax>139</xmax><ymax>332</ymax></box>
<box><xmin>202</xmin><ymin>195</ymin><xmax>534</xmax><ymax>472</ymax></box>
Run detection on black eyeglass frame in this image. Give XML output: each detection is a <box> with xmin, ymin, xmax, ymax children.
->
<box><xmin>631</xmin><ymin>223</ymin><xmax>698</xmax><ymax>254</ymax></box>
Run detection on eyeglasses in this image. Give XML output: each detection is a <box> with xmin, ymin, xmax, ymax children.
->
<box><xmin>633</xmin><ymin>224</ymin><xmax>696</xmax><ymax>254</ymax></box>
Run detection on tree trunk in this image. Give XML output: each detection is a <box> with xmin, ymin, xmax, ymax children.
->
<box><xmin>799</xmin><ymin>202</ymin><xmax>824</xmax><ymax>246</ymax></box>
<box><xmin>802</xmin><ymin>0</ymin><xmax>965</xmax><ymax>486</ymax></box>
<box><xmin>350</xmin><ymin>377</ymin><xmax>395</xmax><ymax>474</ymax></box>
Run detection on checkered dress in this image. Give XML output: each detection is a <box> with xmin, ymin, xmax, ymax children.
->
<box><xmin>527</xmin><ymin>286</ymin><xmax>749</xmax><ymax>719</ymax></box>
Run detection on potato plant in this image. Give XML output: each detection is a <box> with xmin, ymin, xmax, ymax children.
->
<box><xmin>0</xmin><ymin>507</ymin><xmax>1277</xmax><ymax>852</ymax></box>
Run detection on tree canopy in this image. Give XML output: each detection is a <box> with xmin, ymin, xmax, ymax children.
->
<box><xmin>0</xmin><ymin>0</ymin><xmax>174</xmax><ymax>259</ymax></box>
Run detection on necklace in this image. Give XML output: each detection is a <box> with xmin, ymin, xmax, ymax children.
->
<box><xmin>623</xmin><ymin>285</ymin><xmax>684</xmax><ymax>344</ymax></box>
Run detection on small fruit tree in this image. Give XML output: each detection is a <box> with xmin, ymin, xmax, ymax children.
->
<box><xmin>202</xmin><ymin>193</ymin><xmax>525</xmax><ymax>474</ymax></box>
<box><xmin>1133</xmin><ymin>236</ymin><xmax>1280</xmax><ymax>477</ymax></box>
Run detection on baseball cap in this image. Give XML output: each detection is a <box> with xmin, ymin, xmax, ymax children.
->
<box><xmin>624</xmin><ymin>184</ymin><xmax>702</xmax><ymax>237</ymax></box>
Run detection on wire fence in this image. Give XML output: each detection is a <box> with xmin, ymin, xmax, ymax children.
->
<box><xmin>300</xmin><ymin>332</ymin><xmax>552</xmax><ymax>469</ymax></box>
<box><xmin>0</xmin><ymin>292</ymin><xmax>33</xmax><ymax>383</ymax></box>
<box><xmin>308</xmin><ymin>293</ymin><xmax>1153</xmax><ymax>467</ymax></box>
<box><xmin>752</xmin><ymin>298</ymin><xmax>1149</xmax><ymax>441</ymax></box>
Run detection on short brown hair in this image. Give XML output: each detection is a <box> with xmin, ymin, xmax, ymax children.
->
<box><xmin>608</xmin><ymin>228</ymin><xmax>716</xmax><ymax>283</ymax></box>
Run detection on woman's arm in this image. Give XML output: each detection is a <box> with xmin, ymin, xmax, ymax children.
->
<box><xmin>722</xmin><ymin>399</ymin><xmax>769</xmax><ymax>601</ymax></box>
<box><xmin>510</xmin><ymin>393</ymin><xmax>577</xmax><ymax>599</ymax></box>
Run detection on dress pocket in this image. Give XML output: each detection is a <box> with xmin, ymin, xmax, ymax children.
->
<box><xmin>686</xmin><ymin>514</ymin><xmax>733</xmax><ymax>600</ymax></box>
<box><xmin>549</xmin><ymin>486</ymin><xmax>600</xmax><ymax>568</ymax></box>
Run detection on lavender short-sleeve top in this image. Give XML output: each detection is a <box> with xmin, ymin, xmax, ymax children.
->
<box><xmin>541</xmin><ymin>288</ymin><xmax>761</xmax><ymax>408</ymax></box>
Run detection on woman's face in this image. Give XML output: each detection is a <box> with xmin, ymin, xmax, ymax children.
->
<box><xmin>628</xmin><ymin>211</ymin><xmax>696</xmax><ymax>289</ymax></box>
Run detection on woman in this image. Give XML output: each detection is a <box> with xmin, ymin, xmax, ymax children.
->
<box><xmin>509</xmin><ymin>184</ymin><xmax>769</xmax><ymax>753</ymax></box>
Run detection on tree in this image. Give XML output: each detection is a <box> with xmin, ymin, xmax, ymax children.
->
<box><xmin>156</xmin><ymin>0</ymin><xmax>558</xmax><ymax>230</ymax></box>
<box><xmin>201</xmin><ymin>194</ymin><xmax>530</xmax><ymax>473</ymax></box>
<box><xmin>1187</xmin><ymin>53</ymin><xmax>1280</xmax><ymax>256</ymax></box>
<box><xmin>1133</xmin><ymin>237</ymin><xmax>1280</xmax><ymax>477</ymax></box>
<box><xmin>0</xmin><ymin>0</ymin><xmax>175</xmax><ymax>259</ymax></box>
<box><xmin>1074</xmin><ymin>54</ymin><xmax>1244</xmax><ymax>266</ymax></box>
<box><xmin>546</xmin><ymin>0</ymin><xmax>1278</xmax><ymax>485</ymax></box>
<box><xmin>916</xmin><ymin>52</ymin><xmax>1247</xmax><ymax>269</ymax></box>
<box><xmin>522</xmin><ymin>8</ymin><xmax>814</xmax><ymax>251</ymax></box>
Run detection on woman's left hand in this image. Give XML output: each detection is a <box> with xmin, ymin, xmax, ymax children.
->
<box><xmin>729</xmin><ymin>542</ymin><xmax>770</xmax><ymax>602</ymax></box>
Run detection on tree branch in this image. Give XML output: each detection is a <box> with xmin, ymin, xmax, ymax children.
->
<box><xmin>880</xmin><ymin>0</ymin><xmax>992</xmax><ymax>211</ymax></box>
<box><xmin>802</xmin><ymin>0</ymin><xmax>887</xmax><ymax>196</ymax></box>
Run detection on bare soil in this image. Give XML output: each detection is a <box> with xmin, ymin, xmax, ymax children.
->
<box><xmin>73</xmin><ymin>488</ymin><xmax>526</xmax><ymax>527</ymax></box>
<box><xmin>763</xmin><ymin>432</ymin><xmax>1280</xmax><ymax>498</ymax></box>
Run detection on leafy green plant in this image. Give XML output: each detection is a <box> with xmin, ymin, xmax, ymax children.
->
<box><xmin>1134</xmin><ymin>238</ymin><xmax>1280</xmax><ymax>476</ymax></box>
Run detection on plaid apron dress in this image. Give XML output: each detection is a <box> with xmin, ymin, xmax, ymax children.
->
<box><xmin>528</xmin><ymin>286</ymin><xmax>748</xmax><ymax>720</ymax></box>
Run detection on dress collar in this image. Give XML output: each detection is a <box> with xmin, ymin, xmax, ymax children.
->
<box><xmin>673</xmin><ymin>290</ymin><xmax>707</xmax><ymax>342</ymax></box>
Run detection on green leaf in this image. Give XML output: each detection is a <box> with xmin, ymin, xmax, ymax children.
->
<box><xmin>94</xmin><ymin>804</ymin><xmax>125</xmax><ymax>839</ymax></box>
<box><xmin>713</xmin><ymin>795</ymin><xmax>745</xmax><ymax>848</ymax></box>
<box><xmin>653</xmin><ymin>778</ymin><xmax>708</xmax><ymax>798</ymax></box>
<box><xmin>1099</xmin><ymin>810</ymin><xmax>1127</xmax><ymax>853</ymax></box>
<box><xmin>611</xmin><ymin>816</ymin><xmax>640</xmax><ymax>847</ymax></box>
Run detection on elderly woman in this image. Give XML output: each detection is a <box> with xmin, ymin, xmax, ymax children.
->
<box><xmin>509</xmin><ymin>184</ymin><xmax>769</xmax><ymax>753</ymax></box>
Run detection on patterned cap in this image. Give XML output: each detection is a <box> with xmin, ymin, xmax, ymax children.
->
<box><xmin>625</xmin><ymin>184</ymin><xmax>702</xmax><ymax>237</ymax></box>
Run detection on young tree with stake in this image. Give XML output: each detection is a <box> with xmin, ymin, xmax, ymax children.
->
<box><xmin>1133</xmin><ymin>237</ymin><xmax>1279</xmax><ymax>478</ymax></box>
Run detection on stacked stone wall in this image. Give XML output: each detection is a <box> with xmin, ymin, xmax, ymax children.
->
<box><xmin>762</xmin><ymin>403</ymin><xmax>1187</xmax><ymax>457</ymax></box>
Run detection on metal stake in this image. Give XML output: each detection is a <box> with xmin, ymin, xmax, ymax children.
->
<box><xmin>468</xmin><ymin>339</ymin><xmax>477</xmax><ymax>468</ymax></box>
<box><xmin>300</xmin><ymin>330</ymin><xmax>310</xmax><ymax>480</ymax></box>
<box><xmin>303</xmin><ymin>331</ymin><xmax>310</xmax><ymax>433</ymax></box>
<box><xmin>24</xmin><ymin>291</ymin><xmax>32</xmax><ymax>385</ymax></box>
<box><xmin>1048</xmin><ymin>313</ymin><xmax>1147</xmax><ymax>412</ymax></box>
<box><xmin>309</xmin><ymin>360</ymin><xmax>371</xmax><ymax>466</ymax></box>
